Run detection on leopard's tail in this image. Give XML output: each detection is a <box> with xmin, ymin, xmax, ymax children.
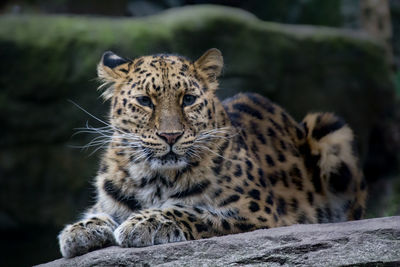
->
<box><xmin>301</xmin><ymin>112</ymin><xmax>367</xmax><ymax>221</ymax></box>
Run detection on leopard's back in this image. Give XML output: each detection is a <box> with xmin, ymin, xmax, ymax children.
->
<box><xmin>220</xmin><ymin>92</ymin><xmax>366</xmax><ymax>226</ymax></box>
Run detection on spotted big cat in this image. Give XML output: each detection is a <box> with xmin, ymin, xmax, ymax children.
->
<box><xmin>58</xmin><ymin>48</ymin><xmax>367</xmax><ymax>258</ymax></box>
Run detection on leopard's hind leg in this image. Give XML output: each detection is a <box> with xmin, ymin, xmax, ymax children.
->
<box><xmin>301</xmin><ymin>113</ymin><xmax>367</xmax><ymax>221</ymax></box>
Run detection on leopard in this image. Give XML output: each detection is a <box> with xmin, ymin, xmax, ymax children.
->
<box><xmin>58</xmin><ymin>48</ymin><xmax>367</xmax><ymax>258</ymax></box>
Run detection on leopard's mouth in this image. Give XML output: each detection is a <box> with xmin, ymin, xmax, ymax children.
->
<box><xmin>149</xmin><ymin>151</ymin><xmax>187</xmax><ymax>170</ymax></box>
<box><xmin>159</xmin><ymin>151</ymin><xmax>179</xmax><ymax>162</ymax></box>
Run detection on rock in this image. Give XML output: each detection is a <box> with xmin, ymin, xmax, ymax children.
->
<box><xmin>37</xmin><ymin>216</ymin><xmax>400</xmax><ymax>266</ymax></box>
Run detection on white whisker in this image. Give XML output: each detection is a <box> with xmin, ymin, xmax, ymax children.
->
<box><xmin>68</xmin><ymin>101</ymin><xmax>143</xmax><ymax>156</ymax></box>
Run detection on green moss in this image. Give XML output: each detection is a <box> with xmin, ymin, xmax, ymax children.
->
<box><xmin>384</xmin><ymin>176</ymin><xmax>400</xmax><ymax>217</ymax></box>
<box><xmin>366</xmin><ymin>175</ymin><xmax>400</xmax><ymax>218</ymax></box>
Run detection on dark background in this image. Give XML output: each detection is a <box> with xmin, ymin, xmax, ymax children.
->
<box><xmin>0</xmin><ymin>0</ymin><xmax>399</xmax><ymax>266</ymax></box>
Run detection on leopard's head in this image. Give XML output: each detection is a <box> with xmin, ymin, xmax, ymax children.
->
<box><xmin>97</xmin><ymin>49</ymin><xmax>229</xmax><ymax>170</ymax></box>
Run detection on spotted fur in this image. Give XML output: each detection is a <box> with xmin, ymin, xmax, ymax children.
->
<box><xmin>58</xmin><ymin>49</ymin><xmax>367</xmax><ymax>258</ymax></box>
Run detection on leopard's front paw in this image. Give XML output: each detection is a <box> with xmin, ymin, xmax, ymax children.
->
<box><xmin>114</xmin><ymin>214</ymin><xmax>186</xmax><ymax>247</ymax></box>
<box><xmin>58</xmin><ymin>215</ymin><xmax>117</xmax><ymax>258</ymax></box>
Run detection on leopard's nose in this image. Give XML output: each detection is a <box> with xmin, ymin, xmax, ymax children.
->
<box><xmin>156</xmin><ymin>132</ymin><xmax>183</xmax><ymax>145</ymax></box>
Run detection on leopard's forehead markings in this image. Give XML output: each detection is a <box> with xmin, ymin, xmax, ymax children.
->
<box><xmin>126</xmin><ymin>55</ymin><xmax>198</xmax><ymax>96</ymax></box>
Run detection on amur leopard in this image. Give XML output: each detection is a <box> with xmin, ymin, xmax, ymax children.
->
<box><xmin>58</xmin><ymin>48</ymin><xmax>367</xmax><ymax>258</ymax></box>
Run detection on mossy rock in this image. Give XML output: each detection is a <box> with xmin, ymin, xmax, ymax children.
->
<box><xmin>0</xmin><ymin>5</ymin><xmax>395</xmax><ymax>229</ymax></box>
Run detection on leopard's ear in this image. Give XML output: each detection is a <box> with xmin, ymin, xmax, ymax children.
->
<box><xmin>194</xmin><ymin>48</ymin><xmax>223</xmax><ymax>84</ymax></box>
<box><xmin>97</xmin><ymin>51</ymin><xmax>131</xmax><ymax>100</ymax></box>
<box><xmin>97</xmin><ymin>51</ymin><xmax>131</xmax><ymax>80</ymax></box>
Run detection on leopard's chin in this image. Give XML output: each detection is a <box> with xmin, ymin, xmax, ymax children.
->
<box><xmin>149</xmin><ymin>152</ymin><xmax>188</xmax><ymax>170</ymax></box>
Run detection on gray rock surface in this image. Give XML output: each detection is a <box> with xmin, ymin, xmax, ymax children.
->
<box><xmin>38</xmin><ymin>216</ymin><xmax>400</xmax><ymax>266</ymax></box>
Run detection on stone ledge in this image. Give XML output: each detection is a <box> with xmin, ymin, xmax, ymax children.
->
<box><xmin>38</xmin><ymin>216</ymin><xmax>400</xmax><ymax>266</ymax></box>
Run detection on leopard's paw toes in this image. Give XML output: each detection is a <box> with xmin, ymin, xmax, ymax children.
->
<box><xmin>114</xmin><ymin>215</ymin><xmax>186</xmax><ymax>248</ymax></box>
<box><xmin>58</xmin><ymin>217</ymin><xmax>116</xmax><ymax>258</ymax></box>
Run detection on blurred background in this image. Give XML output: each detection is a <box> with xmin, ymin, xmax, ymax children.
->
<box><xmin>0</xmin><ymin>0</ymin><xmax>399</xmax><ymax>266</ymax></box>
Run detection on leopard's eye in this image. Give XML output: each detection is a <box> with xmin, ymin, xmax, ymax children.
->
<box><xmin>182</xmin><ymin>94</ymin><xmax>197</xmax><ymax>107</ymax></box>
<box><xmin>136</xmin><ymin>96</ymin><xmax>153</xmax><ymax>108</ymax></box>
